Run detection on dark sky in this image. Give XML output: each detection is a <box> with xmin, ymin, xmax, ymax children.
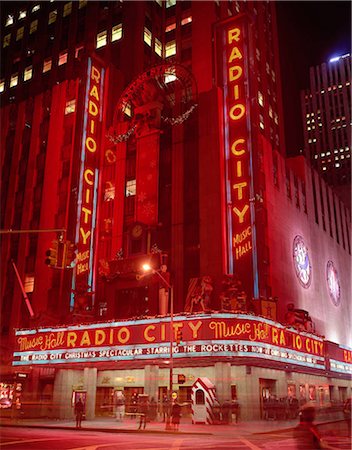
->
<box><xmin>276</xmin><ymin>1</ymin><xmax>351</xmax><ymax>155</ymax></box>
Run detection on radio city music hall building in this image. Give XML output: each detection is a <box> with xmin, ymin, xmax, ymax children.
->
<box><xmin>1</xmin><ymin>1</ymin><xmax>351</xmax><ymax>421</ymax></box>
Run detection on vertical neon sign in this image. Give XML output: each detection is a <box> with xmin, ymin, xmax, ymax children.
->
<box><xmin>221</xmin><ymin>17</ymin><xmax>256</xmax><ymax>299</ymax></box>
<box><xmin>71</xmin><ymin>58</ymin><xmax>105</xmax><ymax>310</ymax></box>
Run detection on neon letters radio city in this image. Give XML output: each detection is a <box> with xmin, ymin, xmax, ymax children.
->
<box><xmin>12</xmin><ymin>313</ymin><xmax>351</xmax><ymax>374</ymax></box>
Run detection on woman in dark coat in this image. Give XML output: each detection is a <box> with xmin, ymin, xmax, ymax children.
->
<box><xmin>171</xmin><ymin>402</ymin><xmax>181</xmax><ymax>431</ymax></box>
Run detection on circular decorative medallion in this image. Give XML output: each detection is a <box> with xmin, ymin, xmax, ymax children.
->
<box><xmin>326</xmin><ymin>260</ymin><xmax>341</xmax><ymax>307</ymax></box>
<box><xmin>292</xmin><ymin>235</ymin><xmax>312</xmax><ymax>288</ymax></box>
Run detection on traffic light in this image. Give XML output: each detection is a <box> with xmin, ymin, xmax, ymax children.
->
<box><xmin>177</xmin><ymin>374</ymin><xmax>186</xmax><ymax>385</ymax></box>
<box><xmin>64</xmin><ymin>241</ymin><xmax>77</xmax><ymax>268</ymax></box>
<box><xmin>175</xmin><ymin>329</ymin><xmax>183</xmax><ymax>345</ymax></box>
<box><xmin>45</xmin><ymin>240</ymin><xmax>58</xmax><ymax>267</ymax></box>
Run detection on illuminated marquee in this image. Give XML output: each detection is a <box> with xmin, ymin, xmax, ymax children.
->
<box><xmin>73</xmin><ymin>59</ymin><xmax>105</xmax><ymax>306</ymax></box>
<box><xmin>12</xmin><ymin>313</ymin><xmax>338</xmax><ymax>371</ymax></box>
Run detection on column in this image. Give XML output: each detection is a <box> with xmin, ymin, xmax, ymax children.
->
<box><xmin>144</xmin><ymin>365</ymin><xmax>159</xmax><ymax>402</ymax></box>
<box><xmin>214</xmin><ymin>362</ymin><xmax>231</xmax><ymax>405</ymax></box>
<box><xmin>83</xmin><ymin>367</ymin><xmax>97</xmax><ymax>420</ymax></box>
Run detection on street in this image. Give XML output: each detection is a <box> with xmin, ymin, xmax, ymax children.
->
<box><xmin>0</xmin><ymin>426</ymin><xmax>351</xmax><ymax>450</ymax></box>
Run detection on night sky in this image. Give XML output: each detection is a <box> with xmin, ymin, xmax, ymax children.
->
<box><xmin>276</xmin><ymin>1</ymin><xmax>351</xmax><ymax>155</ymax></box>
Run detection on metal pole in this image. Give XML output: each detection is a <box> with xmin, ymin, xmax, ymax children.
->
<box><xmin>151</xmin><ymin>269</ymin><xmax>173</xmax><ymax>430</ymax></box>
<box><xmin>11</xmin><ymin>260</ymin><xmax>35</xmax><ymax>318</ymax></box>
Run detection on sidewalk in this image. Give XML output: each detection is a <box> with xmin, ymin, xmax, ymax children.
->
<box><xmin>0</xmin><ymin>415</ymin><xmax>344</xmax><ymax>437</ymax></box>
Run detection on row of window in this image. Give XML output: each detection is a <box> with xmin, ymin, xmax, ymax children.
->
<box><xmin>4</xmin><ymin>1</ymin><xmax>87</xmax><ymax>28</ymax></box>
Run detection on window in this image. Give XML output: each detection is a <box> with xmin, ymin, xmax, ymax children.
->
<box><xmin>5</xmin><ymin>15</ymin><xmax>14</xmax><ymax>26</ymax></box>
<box><xmin>58</xmin><ymin>51</ymin><xmax>68</xmax><ymax>66</ymax></box>
<box><xmin>48</xmin><ymin>10</ymin><xmax>57</xmax><ymax>24</ymax></box>
<box><xmin>144</xmin><ymin>27</ymin><xmax>152</xmax><ymax>46</ymax></box>
<box><xmin>165</xmin><ymin>40</ymin><xmax>176</xmax><ymax>58</ymax></box>
<box><xmin>65</xmin><ymin>99</ymin><xmax>76</xmax><ymax>115</ymax></box>
<box><xmin>79</xmin><ymin>0</ymin><xmax>87</xmax><ymax>8</ymax></box>
<box><xmin>43</xmin><ymin>58</ymin><xmax>52</xmax><ymax>73</ymax></box>
<box><xmin>63</xmin><ymin>2</ymin><xmax>72</xmax><ymax>17</ymax></box>
<box><xmin>0</xmin><ymin>80</ymin><xmax>5</xmax><ymax>93</ymax></box>
<box><xmin>104</xmin><ymin>182</ymin><xmax>115</xmax><ymax>201</ymax></box>
<box><xmin>3</xmin><ymin>34</ymin><xmax>11</xmax><ymax>48</ymax></box>
<box><xmin>19</xmin><ymin>10</ymin><xmax>27</xmax><ymax>20</ymax></box>
<box><xmin>126</xmin><ymin>179</ymin><xmax>136</xmax><ymax>197</ymax></box>
<box><xmin>10</xmin><ymin>74</ymin><xmax>18</xmax><ymax>88</ymax></box>
<box><xmin>165</xmin><ymin>22</ymin><xmax>176</xmax><ymax>33</ymax></box>
<box><xmin>181</xmin><ymin>16</ymin><xmax>192</xmax><ymax>26</ymax></box>
<box><xmin>24</xmin><ymin>66</ymin><xmax>33</xmax><ymax>81</ymax></box>
<box><xmin>30</xmin><ymin>19</ymin><xmax>38</xmax><ymax>34</ymax></box>
<box><xmin>154</xmin><ymin>38</ymin><xmax>162</xmax><ymax>56</ymax></box>
<box><xmin>16</xmin><ymin>27</ymin><xmax>24</xmax><ymax>41</ymax></box>
<box><xmin>111</xmin><ymin>24</ymin><xmax>122</xmax><ymax>42</ymax></box>
<box><xmin>32</xmin><ymin>4</ymin><xmax>40</xmax><ymax>13</ymax></box>
<box><xmin>75</xmin><ymin>45</ymin><xmax>84</xmax><ymax>58</ymax></box>
<box><xmin>155</xmin><ymin>0</ymin><xmax>163</xmax><ymax>5</ymax></box>
<box><xmin>166</xmin><ymin>0</ymin><xmax>176</xmax><ymax>7</ymax></box>
<box><xmin>24</xmin><ymin>275</ymin><xmax>34</xmax><ymax>293</ymax></box>
<box><xmin>258</xmin><ymin>91</ymin><xmax>264</xmax><ymax>107</ymax></box>
<box><xmin>96</xmin><ymin>30</ymin><xmax>107</xmax><ymax>49</ymax></box>
<box><xmin>123</xmin><ymin>103</ymin><xmax>132</xmax><ymax>117</ymax></box>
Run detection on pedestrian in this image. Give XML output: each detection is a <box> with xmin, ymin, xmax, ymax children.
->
<box><xmin>115</xmin><ymin>391</ymin><xmax>125</xmax><ymax>422</ymax></box>
<box><xmin>148</xmin><ymin>397</ymin><xmax>157</xmax><ymax>422</ymax></box>
<box><xmin>343</xmin><ymin>398</ymin><xmax>351</xmax><ymax>436</ymax></box>
<box><xmin>171</xmin><ymin>402</ymin><xmax>181</xmax><ymax>431</ymax></box>
<box><xmin>74</xmin><ymin>398</ymin><xmax>84</xmax><ymax>429</ymax></box>
<box><xmin>138</xmin><ymin>395</ymin><xmax>149</xmax><ymax>430</ymax></box>
<box><xmin>293</xmin><ymin>405</ymin><xmax>322</xmax><ymax>449</ymax></box>
<box><xmin>231</xmin><ymin>399</ymin><xmax>240</xmax><ymax>423</ymax></box>
<box><xmin>161</xmin><ymin>394</ymin><xmax>169</xmax><ymax>422</ymax></box>
<box><xmin>221</xmin><ymin>400</ymin><xmax>231</xmax><ymax>424</ymax></box>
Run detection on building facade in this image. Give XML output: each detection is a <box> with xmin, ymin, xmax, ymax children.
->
<box><xmin>1</xmin><ymin>1</ymin><xmax>351</xmax><ymax>421</ymax></box>
<box><xmin>301</xmin><ymin>54</ymin><xmax>351</xmax><ymax>206</ymax></box>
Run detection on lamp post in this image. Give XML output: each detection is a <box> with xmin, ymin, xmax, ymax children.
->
<box><xmin>141</xmin><ymin>263</ymin><xmax>173</xmax><ymax>430</ymax></box>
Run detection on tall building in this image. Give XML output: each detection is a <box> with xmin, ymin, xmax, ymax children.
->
<box><xmin>301</xmin><ymin>53</ymin><xmax>351</xmax><ymax>206</ymax></box>
<box><xmin>1</xmin><ymin>1</ymin><xmax>351</xmax><ymax>422</ymax></box>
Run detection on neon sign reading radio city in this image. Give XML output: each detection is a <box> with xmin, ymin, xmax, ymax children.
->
<box><xmin>76</xmin><ymin>61</ymin><xmax>103</xmax><ymax>280</ymax></box>
<box><xmin>227</xmin><ymin>25</ymin><xmax>252</xmax><ymax>260</ymax></box>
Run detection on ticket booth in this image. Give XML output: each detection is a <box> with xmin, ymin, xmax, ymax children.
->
<box><xmin>191</xmin><ymin>377</ymin><xmax>218</xmax><ymax>424</ymax></box>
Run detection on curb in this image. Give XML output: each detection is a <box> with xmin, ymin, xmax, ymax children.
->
<box><xmin>0</xmin><ymin>422</ymin><xmax>213</xmax><ymax>436</ymax></box>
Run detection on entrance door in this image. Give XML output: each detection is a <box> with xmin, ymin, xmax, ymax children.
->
<box><xmin>259</xmin><ymin>378</ymin><xmax>276</xmax><ymax>419</ymax></box>
<box><xmin>178</xmin><ymin>386</ymin><xmax>192</xmax><ymax>417</ymax></box>
<box><xmin>124</xmin><ymin>387</ymin><xmax>144</xmax><ymax>414</ymax></box>
<box><xmin>95</xmin><ymin>387</ymin><xmax>114</xmax><ymax>416</ymax></box>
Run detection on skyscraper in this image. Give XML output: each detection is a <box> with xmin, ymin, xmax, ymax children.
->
<box><xmin>301</xmin><ymin>53</ymin><xmax>351</xmax><ymax>206</ymax></box>
<box><xmin>1</xmin><ymin>1</ymin><xmax>350</xmax><ymax>422</ymax></box>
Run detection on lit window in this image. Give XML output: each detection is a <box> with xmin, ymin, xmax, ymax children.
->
<box><xmin>314</xmin><ymin>155</ymin><xmax>318</xmax><ymax>159</ymax></box>
<box><xmin>340</xmin><ymin>148</ymin><xmax>344</xmax><ymax>152</ymax></box>
<box><xmin>32</xmin><ymin>4</ymin><xmax>40</xmax><ymax>13</ymax></box>
<box><xmin>75</xmin><ymin>45</ymin><xmax>84</xmax><ymax>58</ymax></box>
<box><xmin>326</xmin><ymin>152</ymin><xmax>331</xmax><ymax>156</ymax></box>
<box><xmin>48</xmin><ymin>10</ymin><xmax>57</xmax><ymax>24</ymax></box>
<box><xmin>79</xmin><ymin>0</ymin><xmax>87</xmax><ymax>8</ymax></box>
<box><xmin>165</xmin><ymin>40</ymin><xmax>176</xmax><ymax>58</ymax></box>
<box><xmin>63</xmin><ymin>2</ymin><xmax>72</xmax><ymax>17</ymax></box>
<box><xmin>123</xmin><ymin>103</ymin><xmax>132</xmax><ymax>117</ymax></box>
<box><xmin>104</xmin><ymin>182</ymin><xmax>115</xmax><ymax>201</ymax></box>
<box><xmin>65</xmin><ymin>99</ymin><xmax>76</xmax><ymax>115</ymax></box>
<box><xmin>341</xmin><ymin>155</ymin><xmax>345</xmax><ymax>159</ymax></box>
<box><xmin>155</xmin><ymin>0</ymin><xmax>162</xmax><ymax>6</ymax></box>
<box><xmin>269</xmin><ymin>106</ymin><xmax>273</xmax><ymax>118</ymax></box>
<box><xmin>347</xmin><ymin>154</ymin><xmax>351</xmax><ymax>158</ymax></box>
<box><xmin>96</xmin><ymin>30</ymin><xmax>107</xmax><ymax>49</ymax></box>
<box><xmin>24</xmin><ymin>66</ymin><xmax>33</xmax><ymax>81</ymax></box>
<box><xmin>111</xmin><ymin>24</ymin><xmax>122</xmax><ymax>42</ymax></box>
<box><xmin>181</xmin><ymin>16</ymin><xmax>192</xmax><ymax>26</ymax></box>
<box><xmin>259</xmin><ymin>114</ymin><xmax>264</xmax><ymax>130</ymax></box>
<box><xmin>43</xmin><ymin>58</ymin><xmax>52</xmax><ymax>73</ymax></box>
<box><xmin>323</xmin><ymin>167</ymin><xmax>327</xmax><ymax>171</ymax></box>
<box><xmin>166</xmin><ymin>0</ymin><xmax>176</xmax><ymax>7</ymax></box>
<box><xmin>334</xmin><ymin>149</ymin><xmax>338</xmax><ymax>154</ymax></box>
<box><xmin>16</xmin><ymin>27</ymin><xmax>24</xmax><ymax>41</ymax></box>
<box><xmin>321</xmin><ymin>153</ymin><xmax>325</xmax><ymax>157</ymax></box>
<box><xmin>24</xmin><ymin>275</ymin><xmax>34</xmax><ymax>293</ymax></box>
<box><xmin>165</xmin><ymin>67</ymin><xmax>176</xmax><ymax>84</ymax></box>
<box><xmin>256</xmin><ymin>48</ymin><xmax>260</xmax><ymax>60</ymax></box>
<box><xmin>144</xmin><ymin>27</ymin><xmax>152</xmax><ymax>46</ymax></box>
<box><xmin>155</xmin><ymin>38</ymin><xmax>162</xmax><ymax>56</ymax></box>
<box><xmin>30</xmin><ymin>19</ymin><xmax>38</xmax><ymax>34</ymax></box>
<box><xmin>5</xmin><ymin>14</ymin><xmax>14</xmax><ymax>26</ymax></box>
<box><xmin>3</xmin><ymin>34</ymin><xmax>11</xmax><ymax>48</ymax></box>
<box><xmin>19</xmin><ymin>10</ymin><xmax>27</xmax><ymax>20</ymax></box>
<box><xmin>58</xmin><ymin>51</ymin><xmax>68</xmax><ymax>66</ymax></box>
<box><xmin>165</xmin><ymin>22</ymin><xmax>176</xmax><ymax>32</ymax></box>
<box><xmin>0</xmin><ymin>80</ymin><xmax>5</xmax><ymax>93</ymax></box>
<box><xmin>335</xmin><ymin>163</ymin><xmax>340</xmax><ymax>168</ymax></box>
<box><xmin>258</xmin><ymin>91</ymin><xmax>264</xmax><ymax>107</ymax></box>
<box><xmin>259</xmin><ymin>122</ymin><xmax>264</xmax><ymax>130</ymax></box>
<box><xmin>274</xmin><ymin>113</ymin><xmax>278</xmax><ymax>125</ymax></box>
<box><xmin>266</xmin><ymin>62</ymin><xmax>270</xmax><ymax>74</ymax></box>
<box><xmin>126</xmin><ymin>179</ymin><xmax>136</xmax><ymax>197</ymax></box>
<box><xmin>10</xmin><ymin>73</ymin><xmax>18</xmax><ymax>88</ymax></box>
<box><xmin>307</xmin><ymin>126</ymin><xmax>311</xmax><ymax>131</ymax></box>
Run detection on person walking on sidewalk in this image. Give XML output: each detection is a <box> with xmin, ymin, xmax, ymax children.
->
<box><xmin>171</xmin><ymin>402</ymin><xmax>181</xmax><ymax>431</ymax></box>
<box><xmin>293</xmin><ymin>406</ymin><xmax>322</xmax><ymax>449</ymax></box>
<box><xmin>138</xmin><ymin>395</ymin><xmax>149</xmax><ymax>430</ymax></box>
<box><xmin>74</xmin><ymin>398</ymin><xmax>84</xmax><ymax>429</ymax></box>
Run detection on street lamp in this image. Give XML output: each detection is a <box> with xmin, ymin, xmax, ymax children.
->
<box><xmin>141</xmin><ymin>263</ymin><xmax>174</xmax><ymax>430</ymax></box>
